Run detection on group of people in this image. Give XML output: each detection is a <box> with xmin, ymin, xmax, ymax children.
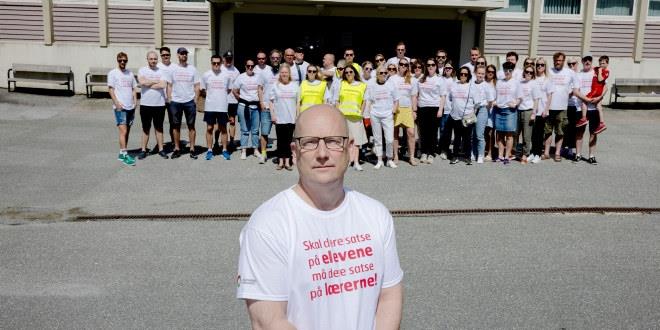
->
<box><xmin>108</xmin><ymin>42</ymin><xmax>609</xmax><ymax>168</ymax></box>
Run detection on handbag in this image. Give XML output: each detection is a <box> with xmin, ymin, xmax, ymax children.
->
<box><xmin>461</xmin><ymin>82</ymin><xmax>476</xmax><ymax>127</ymax></box>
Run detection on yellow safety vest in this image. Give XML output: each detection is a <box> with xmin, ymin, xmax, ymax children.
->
<box><xmin>337</xmin><ymin>80</ymin><xmax>366</xmax><ymax>119</ymax></box>
<box><xmin>299</xmin><ymin>80</ymin><xmax>327</xmax><ymax>112</ymax></box>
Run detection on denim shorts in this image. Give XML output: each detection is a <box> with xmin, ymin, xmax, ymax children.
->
<box><xmin>114</xmin><ymin>108</ymin><xmax>135</xmax><ymax>126</ymax></box>
<box><xmin>168</xmin><ymin>100</ymin><xmax>196</xmax><ymax>126</ymax></box>
<box><xmin>260</xmin><ymin>110</ymin><xmax>272</xmax><ymax>136</ymax></box>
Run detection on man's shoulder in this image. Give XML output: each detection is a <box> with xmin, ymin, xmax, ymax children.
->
<box><xmin>345</xmin><ymin>189</ymin><xmax>390</xmax><ymax>216</ymax></box>
<box><xmin>247</xmin><ymin>189</ymin><xmax>295</xmax><ymax>227</ymax></box>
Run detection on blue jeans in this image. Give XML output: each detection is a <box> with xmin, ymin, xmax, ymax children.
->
<box><xmin>238</xmin><ymin>103</ymin><xmax>260</xmax><ymax>149</ymax></box>
<box><xmin>437</xmin><ymin>113</ymin><xmax>449</xmax><ymax>152</ymax></box>
<box><xmin>260</xmin><ymin>110</ymin><xmax>272</xmax><ymax>136</ymax></box>
<box><xmin>472</xmin><ymin>106</ymin><xmax>488</xmax><ymax>158</ymax></box>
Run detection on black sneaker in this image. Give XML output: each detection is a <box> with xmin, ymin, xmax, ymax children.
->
<box><xmin>189</xmin><ymin>149</ymin><xmax>198</xmax><ymax>159</ymax></box>
<box><xmin>149</xmin><ymin>147</ymin><xmax>159</xmax><ymax>155</ymax></box>
<box><xmin>171</xmin><ymin>150</ymin><xmax>181</xmax><ymax>159</ymax></box>
<box><xmin>450</xmin><ymin>158</ymin><xmax>459</xmax><ymax>165</ymax></box>
<box><xmin>588</xmin><ymin>157</ymin><xmax>598</xmax><ymax>165</ymax></box>
<box><xmin>572</xmin><ymin>154</ymin><xmax>581</xmax><ymax>163</ymax></box>
<box><xmin>158</xmin><ymin>150</ymin><xmax>169</xmax><ymax>159</ymax></box>
<box><xmin>137</xmin><ymin>150</ymin><xmax>147</xmax><ymax>160</ymax></box>
<box><xmin>465</xmin><ymin>159</ymin><xmax>472</xmax><ymax>165</ymax></box>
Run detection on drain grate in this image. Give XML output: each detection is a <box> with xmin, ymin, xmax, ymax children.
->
<box><xmin>72</xmin><ymin>207</ymin><xmax>660</xmax><ymax>222</ymax></box>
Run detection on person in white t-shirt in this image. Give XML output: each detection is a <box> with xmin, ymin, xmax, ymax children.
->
<box><xmin>416</xmin><ymin>58</ymin><xmax>447</xmax><ymax>164</ymax></box>
<box><xmin>221</xmin><ymin>51</ymin><xmax>241</xmax><ymax>150</ymax></box>
<box><xmin>461</xmin><ymin>47</ymin><xmax>480</xmax><ymax>74</ymax></box>
<box><xmin>494</xmin><ymin>61</ymin><xmax>523</xmax><ymax>164</ymax></box>
<box><xmin>529</xmin><ymin>57</ymin><xmax>554</xmax><ymax>164</ymax></box>
<box><xmin>137</xmin><ymin>50</ymin><xmax>170</xmax><ymax>160</ymax></box>
<box><xmin>515</xmin><ymin>66</ymin><xmax>542</xmax><ymax>164</ymax></box>
<box><xmin>544</xmin><ymin>52</ymin><xmax>589</xmax><ymax>162</ymax></box>
<box><xmin>237</xmin><ymin>105</ymin><xmax>404</xmax><ymax>330</ymax></box>
<box><xmin>167</xmin><ymin>47</ymin><xmax>200</xmax><ymax>159</ymax></box>
<box><xmin>252</xmin><ymin>50</ymin><xmax>271</xmax><ymax>77</ymax></box>
<box><xmin>291</xmin><ymin>46</ymin><xmax>310</xmax><ymax>85</ymax></box>
<box><xmin>108</xmin><ymin>52</ymin><xmax>138</xmax><ymax>166</ymax></box>
<box><xmin>232</xmin><ymin>59</ymin><xmax>265</xmax><ymax>162</ymax></box>
<box><xmin>385</xmin><ymin>41</ymin><xmax>410</xmax><ymax>68</ymax></box>
<box><xmin>473</xmin><ymin>65</ymin><xmax>496</xmax><ymax>164</ymax></box>
<box><xmin>269</xmin><ymin>64</ymin><xmax>299</xmax><ymax>171</ymax></box>
<box><xmin>201</xmin><ymin>55</ymin><xmax>232</xmax><ymax>161</ymax></box>
<box><xmin>496</xmin><ymin>51</ymin><xmax>523</xmax><ymax>81</ymax></box>
<box><xmin>390</xmin><ymin>59</ymin><xmax>419</xmax><ymax>166</ymax></box>
<box><xmin>365</xmin><ymin>65</ymin><xmax>399</xmax><ymax>169</ymax></box>
<box><xmin>574</xmin><ymin>56</ymin><xmax>605</xmax><ymax>165</ymax></box>
<box><xmin>446</xmin><ymin>66</ymin><xmax>482</xmax><ymax>165</ymax></box>
<box><xmin>157</xmin><ymin>47</ymin><xmax>175</xmax><ymax>150</ymax></box>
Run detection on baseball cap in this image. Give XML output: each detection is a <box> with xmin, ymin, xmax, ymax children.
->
<box><xmin>177</xmin><ymin>47</ymin><xmax>188</xmax><ymax>54</ymax></box>
<box><xmin>295</xmin><ymin>46</ymin><xmax>305</xmax><ymax>53</ymax></box>
<box><xmin>223</xmin><ymin>51</ymin><xmax>233</xmax><ymax>58</ymax></box>
<box><xmin>582</xmin><ymin>53</ymin><xmax>593</xmax><ymax>62</ymax></box>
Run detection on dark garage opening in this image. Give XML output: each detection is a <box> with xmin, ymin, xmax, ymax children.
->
<box><xmin>232</xmin><ymin>13</ymin><xmax>462</xmax><ymax>67</ymax></box>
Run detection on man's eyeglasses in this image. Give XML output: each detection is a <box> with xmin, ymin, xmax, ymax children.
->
<box><xmin>296</xmin><ymin>136</ymin><xmax>348</xmax><ymax>151</ymax></box>
<box><xmin>160</xmin><ymin>54</ymin><xmax>170</xmax><ymax>57</ymax></box>
<box><xmin>397</xmin><ymin>48</ymin><xmax>405</xmax><ymax>52</ymax></box>
<box><xmin>504</xmin><ymin>69</ymin><xmax>513</xmax><ymax>73</ymax></box>
<box><xmin>375</xmin><ymin>58</ymin><xmax>385</xmax><ymax>62</ymax></box>
<box><xmin>436</xmin><ymin>55</ymin><xmax>446</xmax><ymax>59</ymax></box>
<box><xmin>246</xmin><ymin>65</ymin><xmax>254</xmax><ymax>68</ymax></box>
<box><xmin>117</xmin><ymin>59</ymin><xmax>127</xmax><ymax>63</ymax></box>
<box><xmin>271</xmin><ymin>56</ymin><xmax>281</xmax><ymax>60</ymax></box>
<box><xmin>364</xmin><ymin>67</ymin><xmax>373</xmax><ymax>71</ymax></box>
<box><xmin>344</xmin><ymin>53</ymin><xmax>354</xmax><ymax>57</ymax></box>
<box><xmin>257</xmin><ymin>57</ymin><xmax>267</xmax><ymax>61</ymax></box>
<box><xmin>212</xmin><ymin>62</ymin><xmax>222</xmax><ymax>65</ymax></box>
<box><xmin>337</xmin><ymin>67</ymin><xmax>345</xmax><ymax>71</ymax></box>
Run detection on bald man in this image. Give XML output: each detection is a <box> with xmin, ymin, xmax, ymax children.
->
<box><xmin>237</xmin><ymin>105</ymin><xmax>404</xmax><ymax>330</ymax></box>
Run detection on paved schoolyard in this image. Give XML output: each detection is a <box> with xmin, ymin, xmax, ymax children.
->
<box><xmin>1</xmin><ymin>89</ymin><xmax>659</xmax><ymax>220</ymax></box>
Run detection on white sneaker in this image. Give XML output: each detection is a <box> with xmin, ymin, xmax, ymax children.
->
<box><xmin>387</xmin><ymin>160</ymin><xmax>398</xmax><ymax>168</ymax></box>
<box><xmin>354</xmin><ymin>163</ymin><xmax>364</xmax><ymax>171</ymax></box>
<box><xmin>471</xmin><ymin>154</ymin><xmax>476</xmax><ymax>161</ymax></box>
<box><xmin>427</xmin><ymin>155</ymin><xmax>434</xmax><ymax>164</ymax></box>
<box><xmin>420</xmin><ymin>154</ymin><xmax>428</xmax><ymax>163</ymax></box>
<box><xmin>477</xmin><ymin>156</ymin><xmax>484</xmax><ymax>164</ymax></box>
<box><xmin>374</xmin><ymin>160</ymin><xmax>384</xmax><ymax>169</ymax></box>
<box><xmin>439</xmin><ymin>152</ymin><xmax>447</xmax><ymax>160</ymax></box>
<box><xmin>531</xmin><ymin>155</ymin><xmax>541</xmax><ymax>164</ymax></box>
<box><xmin>240</xmin><ymin>149</ymin><xmax>247</xmax><ymax>160</ymax></box>
<box><xmin>258</xmin><ymin>154</ymin><xmax>265</xmax><ymax>164</ymax></box>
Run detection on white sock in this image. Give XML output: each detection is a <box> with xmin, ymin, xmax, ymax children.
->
<box><xmin>120</xmin><ymin>149</ymin><xmax>127</xmax><ymax>155</ymax></box>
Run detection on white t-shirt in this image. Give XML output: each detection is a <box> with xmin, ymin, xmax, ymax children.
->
<box><xmin>462</xmin><ymin>62</ymin><xmax>475</xmax><ymax>74</ymax></box>
<box><xmin>389</xmin><ymin>75</ymin><xmax>418</xmax><ymax>108</ymax></box>
<box><xmin>576</xmin><ymin>70</ymin><xmax>597</xmax><ymax>111</ymax></box>
<box><xmin>475</xmin><ymin>81</ymin><xmax>496</xmax><ymax>107</ymax></box>
<box><xmin>107</xmin><ymin>68</ymin><xmax>137</xmax><ymax>110</ymax></box>
<box><xmin>291</xmin><ymin>61</ymin><xmax>310</xmax><ymax>85</ymax></box>
<box><xmin>237</xmin><ymin>188</ymin><xmax>404</xmax><ymax>330</ymax></box>
<box><xmin>156</xmin><ymin>62</ymin><xmax>173</xmax><ymax>84</ymax></box>
<box><xmin>269</xmin><ymin>81</ymin><xmax>298</xmax><ymax>124</ymax></box>
<box><xmin>386</xmin><ymin>56</ymin><xmax>410</xmax><ymax>67</ymax></box>
<box><xmin>253</xmin><ymin>64</ymin><xmax>271</xmax><ymax>77</ymax></box>
<box><xmin>170</xmin><ymin>64</ymin><xmax>200</xmax><ymax>103</ymax></box>
<box><xmin>449</xmin><ymin>81</ymin><xmax>482</xmax><ymax>120</ymax></box>
<box><xmin>441</xmin><ymin>76</ymin><xmax>455</xmax><ymax>114</ymax></box>
<box><xmin>233</xmin><ymin>72</ymin><xmax>262</xmax><ymax>102</ymax></box>
<box><xmin>260</xmin><ymin>67</ymin><xmax>279</xmax><ymax>106</ymax></box>
<box><xmin>138</xmin><ymin>66</ymin><xmax>168</xmax><ymax>107</ymax></box>
<box><xmin>365</xmin><ymin>79</ymin><xmax>399</xmax><ymax>117</ymax></box>
<box><xmin>496</xmin><ymin>67</ymin><xmax>523</xmax><ymax>81</ymax></box>
<box><xmin>201</xmin><ymin>70</ymin><xmax>231</xmax><ymax>112</ymax></box>
<box><xmin>417</xmin><ymin>75</ymin><xmax>446</xmax><ymax>108</ymax></box>
<box><xmin>518</xmin><ymin>79</ymin><xmax>541</xmax><ymax>111</ymax></box>
<box><xmin>548</xmin><ymin>67</ymin><xmax>578</xmax><ymax>111</ymax></box>
<box><xmin>534</xmin><ymin>75</ymin><xmax>555</xmax><ymax>116</ymax></box>
<box><xmin>222</xmin><ymin>65</ymin><xmax>240</xmax><ymax>104</ymax></box>
<box><xmin>495</xmin><ymin>78</ymin><xmax>522</xmax><ymax>108</ymax></box>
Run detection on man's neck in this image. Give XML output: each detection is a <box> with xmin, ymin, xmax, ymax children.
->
<box><xmin>162</xmin><ymin>61</ymin><xmax>170</xmax><ymax>66</ymax></box>
<box><xmin>179</xmin><ymin>62</ymin><xmax>187</xmax><ymax>67</ymax></box>
<box><xmin>295</xmin><ymin>180</ymin><xmax>345</xmax><ymax>211</ymax></box>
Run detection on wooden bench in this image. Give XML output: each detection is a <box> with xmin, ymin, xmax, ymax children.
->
<box><xmin>7</xmin><ymin>63</ymin><xmax>74</xmax><ymax>92</ymax></box>
<box><xmin>85</xmin><ymin>67</ymin><xmax>141</xmax><ymax>97</ymax></box>
<box><xmin>85</xmin><ymin>67</ymin><xmax>113</xmax><ymax>98</ymax></box>
<box><xmin>612</xmin><ymin>78</ymin><xmax>660</xmax><ymax>103</ymax></box>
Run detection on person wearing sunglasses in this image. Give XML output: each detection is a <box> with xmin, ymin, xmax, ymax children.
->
<box><xmin>269</xmin><ymin>63</ymin><xmax>299</xmax><ymax>171</ymax></box>
<box><xmin>253</xmin><ymin>50</ymin><xmax>271</xmax><ymax>76</ymax></box>
<box><xmin>298</xmin><ymin>64</ymin><xmax>327</xmax><ymax>113</ymax></box>
<box><xmin>529</xmin><ymin>57</ymin><xmax>554</xmax><ymax>164</ymax></box>
<box><xmin>328</xmin><ymin>59</ymin><xmax>347</xmax><ymax>105</ymax></box>
<box><xmin>386</xmin><ymin>41</ymin><xmax>410</xmax><ymax>68</ymax></box>
<box><xmin>157</xmin><ymin>47</ymin><xmax>175</xmax><ymax>151</ymax></box>
<box><xmin>374</xmin><ymin>54</ymin><xmax>386</xmax><ymax>67</ymax></box>
<box><xmin>472</xmin><ymin>65</ymin><xmax>495</xmax><ymax>164</ymax></box>
<box><xmin>365</xmin><ymin>65</ymin><xmax>400</xmax><ymax>169</ymax></box>
<box><xmin>446</xmin><ymin>66</ymin><xmax>481</xmax><ymax>165</ymax></box>
<box><xmin>137</xmin><ymin>50</ymin><xmax>169</xmax><ymax>160</ymax></box>
<box><xmin>515</xmin><ymin>66</ymin><xmax>541</xmax><ymax>164</ymax></box>
<box><xmin>494</xmin><ymin>61</ymin><xmax>522</xmax><ymax>164</ymax></box>
<box><xmin>333</xmin><ymin>66</ymin><xmax>368</xmax><ymax>171</ymax></box>
<box><xmin>435</xmin><ymin>49</ymin><xmax>448</xmax><ymax>68</ymax></box>
<box><xmin>168</xmin><ymin>47</ymin><xmax>201</xmax><ymax>159</ymax></box>
<box><xmin>232</xmin><ymin>59</ymin><xmax>266</xmax><ymax>162</ymax></box>
<box><xmin>390</xmin><ymin>59</ymin><xmax>419</xmax><ymax>165</ymax></box>
<box><xmin>386</xmin><ymin>64</ymin><xmax>398</xmax><ymax>78</ymax></box>
<box><xmin>343</xmin><ymin>47</ymin><xmax>362</xmax><ymax>75</ymax></box>
<box><xmin>221</xmin><ymin>51</ymin><xmax>241</xmax><ymax>152</ymax></box>
<box><xmin>544</xmin><ymin>52</ymin><xmax>588</xmax><ymax>162</ymax></box>
<box><xmin>437</xmin><ymin>62</ymin><xmax>456</xmax><ymax>160</ymax></box>
<box><xmin>411</xmin><ymin>60</ymin><xmax>424</xmax><ymax>79</ymax></box>
<box><xmin>108</xmin><ymin>52</ymin><xmax>138</xmax><ymax>166</ymax></box>
<box><xmin>200</xmin><ymin>55</ymin><xmax>232</xmax><ymax>161</ymax></box>
<box><xmin>361</xmin><ymin>61</ymin><xmax>375</xmax><ymax>83</ymax></box>
<box><xmin>417</xmin><ymin>58</ymin><xmax>446</xmax><ymax>164</ymax></box>
<box><xmin>483</xmin><ymin>64</ymin><xmax>498</xmax><ymax>161</ymax></box>
<box><xmin>564</xmin><ymin>56</ymin><xmax>582</xmax><ymax>159</ymax></box>
<box><xmin>574</xmin><ymin>55</ymin><xmax>606</xmax><ymax>165</ymax></box>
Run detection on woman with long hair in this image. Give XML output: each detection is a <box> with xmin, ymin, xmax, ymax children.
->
<box><xmin>494</xmin><ymin>61</ymin><xmax>522</xmax><ymax>164</ymax></box>
<box><xmin>515</xmin><ymin>63</ymin><xmax>541</xmax><ymax>164</ymax></box>
<box><xmin>446</xmin><ymin>66</ymin><xmax>481</xmax><ymax>165</ymax></box>
<box><xmin>437</xmin><ymin>61</ymin><xmax>456</xmax><ymax>159</ymax></box>
<box><xmin>416</xmin><ymin>57</ymin><xmax>446</xmax><ymax>164</ymax></box>
<box><xmin>298</xmin><ymin>64</ymin><xmax>327</xmax><ymax>113</ymax></box>
<box><xmin>269</xmin><ymin>63</ymin><xmax>298</xmax><ymax>170</ymax></box>
<box><xmin>390</xmin><ymin>59</ymin><xmax>419</xmax><ymax>165</ymax></box>
<box><xmin>484</xmin><ymin>64</ymin><xmax>498</xmax><ymax>161</ymax></box>
<box><xmin>333</xmin><ymin>65</ymin><xmax>368</xmax><ymax>171</ymax></box>
<box><xmin>529</xmin><ymin>57</ymin><xmax>554</xmax><ymax>163</ymax></box>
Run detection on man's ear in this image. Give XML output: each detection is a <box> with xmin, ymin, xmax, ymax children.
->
<box><xmin>290</xmin><ymin>142</ymin><xmax>297</xmax><ymax>165</ymax></box>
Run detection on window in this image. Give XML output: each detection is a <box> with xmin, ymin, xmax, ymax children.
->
<box><xmin>596</xmin><ymin>0</ymin><xmax>634</xmax><ymax>15</ymax></box>
<box><xmin>543</xmin><ymin>0</ymin><xmax>581</xmax><ymax>14</ymax></box>
<box><xmin>650</xmin><ymin>0</ymin><xmax>660</xmax><ymax>16</ymax></box>
<box><xmin>495</xmin><ymin>0</ymin><xmax>528</xmax><ymax>12</ymax></box>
